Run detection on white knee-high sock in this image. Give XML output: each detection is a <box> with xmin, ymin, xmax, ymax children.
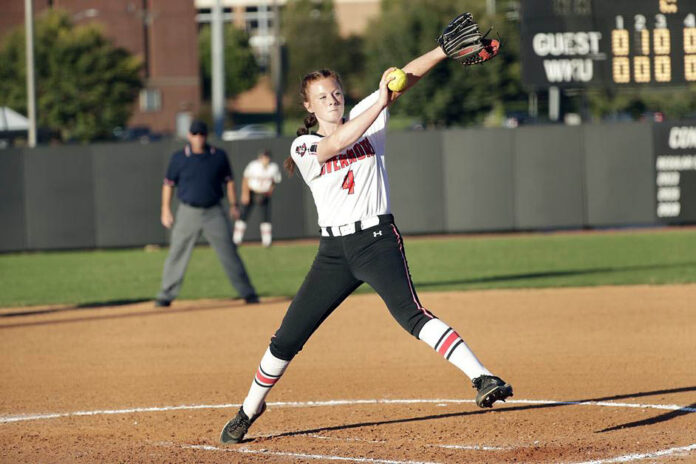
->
<box><xmin>418</xmin><ymin>318</ymin><xmax>492</xmax><ymax>380</ymax></box>
<box><xmin>233</xmin><ymin>220</ymin><xmax>247</xmax><ymax>245</ymax></box>
<box><xmin>260</xmin><ymin>222</ymin><xmax>272</xmax><ymax>247</ymax></box>
<box><xmin>242</xmin><ymin>347</ymin><xmax>289</xmax><ymax>418</ymax></box>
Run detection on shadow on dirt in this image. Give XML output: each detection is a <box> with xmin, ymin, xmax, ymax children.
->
<box><xmin>253</xmin><ymin>386</ymin><xmax>696</xmax><ymax>442</ymax></box>
<box><xmin>0</xmin><ymin>299</ymin><xmax>151</xmax><ymax>318</ymax></box>
<box><xmin>0</xmin><ymin>297</ymin><xmax>292</xmax><ymax>329</ymax></box>
<box><xmin>597</xmin><ymin>401</ymin><xmax>696</xmax><ymax>433</ymax></box>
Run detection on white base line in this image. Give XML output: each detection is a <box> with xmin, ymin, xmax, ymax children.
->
<box><xmin>1</xmin><ymin>398</ymin><xmax>694</xmax><ymax>464</ymax></box>
<box><xmin>566</xmin><ymin>443</ymin><xmax>696</xmax><ymax>464</ymax></box>
<box><xmin>175</xmin><ymin>442</ymin><xmax>442</xmax><ymax>464</ymax></box>
<box><xmin>167</xmin><ymin>441</ymin><xmax>696</xmax><ymax>464</ymax></box>
<box><xmin>2</xmin><ymin>397</ymin><xmax>695</xmax><ymax>424</ymax></box>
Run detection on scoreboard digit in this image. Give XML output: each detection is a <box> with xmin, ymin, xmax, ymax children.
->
<box><xmin>521</xmin><ymin>0</ymin><xmax>696</xmax><ymax>88</ymax></box>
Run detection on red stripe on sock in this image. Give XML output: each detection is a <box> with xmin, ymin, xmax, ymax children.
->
<box><xmin>438</xmin><ymin>332</ymin><xmax>459</xmax><ymax>356</ymax></box>
<box><xmin>255</xmin><ymin>370</ymin><xmax>277</xmax><ymax>385</ymax></box>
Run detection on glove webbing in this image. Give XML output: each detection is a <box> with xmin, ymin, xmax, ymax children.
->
<box><xmin>442</xmin><ymin>26</ymin><xmax>482</xmax><ymax>56</ymax></box>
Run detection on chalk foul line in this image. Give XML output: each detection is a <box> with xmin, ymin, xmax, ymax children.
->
<box><xmin>0</xmin><ymin>399</ymin><xmax>696</xmax><ymax>424</ymax></box>
<box><xmin>159</xmin><ymin>440</ymin><xmax>696</xmax><ymax>464</ymax></box>
<box><xmin>2</xmin><ymin>397</ymin><xmax>695</xmax><ymax>424</ymax></box>
<box><xmin>1</xmin><ymin>398</ymin><xmax>694</xmax><ymax>463</ymax></box>
<box><xmin>162</xmin><ymin>441</ymin><xmax>442</xmax><ymax>464</ymax></box>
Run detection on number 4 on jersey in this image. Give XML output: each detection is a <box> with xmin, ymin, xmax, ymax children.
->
<box><xmin>342</xmin><ymin>170</ymin><xmax>355</xmax><ymax>194</ymax></box>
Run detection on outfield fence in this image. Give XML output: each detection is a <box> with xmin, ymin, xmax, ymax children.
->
<box><xmin>1</xmin><ymin>121</ymin><xmax>694</xmax><ymax>252</ymax></box>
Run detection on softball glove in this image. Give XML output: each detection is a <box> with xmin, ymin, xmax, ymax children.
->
<box><xmin>437</xmin><ymin>12</ymin><xmax>500</xmax><ymax>66</ymax></box>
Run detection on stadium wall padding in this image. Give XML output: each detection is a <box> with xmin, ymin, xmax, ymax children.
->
<box><xmin>0</xmin><ymin>122</ymin><xmax>667</xmax><ymax>252</ymax></box>
<box><xmin>23</xmin><ymin>145</ymin><xmax>97</xmax><ymax>250</ymax></box>
<box><xmin>442</xmin><ymin>128</ymin><xmax>516</xmax><ymax>232</ymax></box>
<box><xmin>0</xmin><ymin>149</ymin><xmax>26</xmax><ymax>252</ymax></box>
<box><xmin>92</xmin><ymin>142</ymin><xmax>172</xmax><ymax>248</ymax></box>
<box><xmin>514</xmin><ymin>125</ymin><xmax>586</xmax><ymax>230</ymax></box>
<box><xmin>583</xmin><ymin>123</ymin><xmax>656</xmax><ymax>226</ymax></box>
<box><xmin>387</xmin><ymin>131</ymin><xmax>445</xmax><ymax>234</ymax></box>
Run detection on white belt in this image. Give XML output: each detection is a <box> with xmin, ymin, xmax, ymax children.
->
<box><xmin>320</xmin><ymin>215</ymin><xmax>383</xmax><ymax>237</ymax></box>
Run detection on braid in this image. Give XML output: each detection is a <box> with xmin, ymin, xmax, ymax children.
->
<box><xmin>296</xmin><ymin>113</ymin><xmax>318</xmax><ymax>136</ymax></box>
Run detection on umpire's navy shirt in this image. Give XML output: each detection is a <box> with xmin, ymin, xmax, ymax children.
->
<box><xmin>164</xmin><ymin>144</ymin><xmax>233</xmax><ymax>208</ymax></box>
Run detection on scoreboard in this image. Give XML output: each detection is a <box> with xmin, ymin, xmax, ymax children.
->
<box><xmin>654</xmin><ymin>121</ymin><xmax>696</xmax><ymax>223</ymax></box>
<box><xmin>520</xmin><ymin>0</ymin><xmax>696</xmax><ymax>88</ymax></box>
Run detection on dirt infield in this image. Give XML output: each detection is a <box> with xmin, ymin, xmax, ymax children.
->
<box><xmin>1</xmin><ymin>285</ymin><xmax>695</xmax><ymax>463</ymax></box>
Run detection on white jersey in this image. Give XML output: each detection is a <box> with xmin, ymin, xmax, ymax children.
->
<box><xmin>243</xmin><ymin>160</ymin><xmax>282</xmax><ymax>193</ymax></box>
<box><xmin>290</xmin><ymin>91</ymin><xmax>390</xmax><ymax>228</ymax></box>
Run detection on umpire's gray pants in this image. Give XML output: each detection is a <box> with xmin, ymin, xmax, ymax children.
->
<box><xmin>157</xmin><ymin>202</ymin><xmax>256</xmax><ymax>302</ymax></box>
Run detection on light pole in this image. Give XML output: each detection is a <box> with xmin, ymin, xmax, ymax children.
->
<box><xmin>272</xmin><ymin>0</ymin><xmax>283</xmax><ymax>136</ymax></box>
<box><xmin>24</xmin><ymin>0</ymin><xmax>37</xmax><ymax>147</ymax></box>
<box><xmin>487</xmin><ymin>0</ymin><xmax>496</xmax><ymax>15</ymax></box>
<box><xmin>211</xmin><ymin>0</ymin><xmax>225</xmax><ymax>138</ymax></box>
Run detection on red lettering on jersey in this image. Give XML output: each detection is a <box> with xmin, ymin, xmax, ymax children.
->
<box><xmin>342</xmin><ymin>170</ymin><xmax>355</xmax><ymax>194</ymax></box>
<box><xmin>355</xmin><ymin>144</ymin><xmax>366</xmax><ymax>160</ymax></box>
<box><xmin>317</xmin><ymin>138</ymin><xmax>376</xmax><ymax>176</ymax></box>
<box><xmin>359</xmin><ymin>138</ymin><xmax>375</xmax><ymax>156</ymax></box>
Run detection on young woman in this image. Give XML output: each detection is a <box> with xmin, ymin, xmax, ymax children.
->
<box><xmin>233</xmin><ymin>149</ymin><xmax>282</xmax><ymax>247</ymax></box>
<box><xmin>221</xmin><ymin>44</ymin><xmax>512</xmax><ymax>444</ymax></box>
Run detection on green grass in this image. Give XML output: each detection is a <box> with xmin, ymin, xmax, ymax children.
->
<box><xmin>1</xmin><ymin>228</ymin><xmax>695</xmax><ymax>307</ymax></box>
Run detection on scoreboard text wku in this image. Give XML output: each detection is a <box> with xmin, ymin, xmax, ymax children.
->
<box><xmin>521</xmin><ymin>0</ymin><xmax>696</xmax><ymax>88</ymax></box>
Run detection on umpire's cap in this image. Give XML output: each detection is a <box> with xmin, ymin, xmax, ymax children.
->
<box><xmin>189</xmin><ymin>120</ymin><xmax>208</xmax><ymax>135</ymax></box>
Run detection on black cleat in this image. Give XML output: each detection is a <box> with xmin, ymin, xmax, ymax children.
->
<box><xmin>473</xmin><ymin>375</ymin><xmax>513</xmax><ymax>408</ymax></box>
<box><xmin>154</xmin><ymin>299</ymin><xmax>171</xmax><ymax>307</ymax></box>
<box><xmin>220</xmin><ymin>403</ymin><xmax>266</xmax><ymax>444</ymax></box>
<box><xmin>244</xmin><ymin>294</ymin><xmax>260</xmax><ymax>304</ymax></box>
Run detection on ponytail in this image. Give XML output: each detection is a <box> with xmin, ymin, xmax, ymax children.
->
<box><xmin>283</xmin><ymin>156</ymin><xmax>296</xmax><ymax>176</ymax></box>
<box><xmin>296</xmin><ymin>114</ymin><xmax>317</xmax><ymax>136</ymax></box>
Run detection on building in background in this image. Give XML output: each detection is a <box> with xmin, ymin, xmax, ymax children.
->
<box><xmin>194</xmin><ymin>0</ymin><xmax>379</xmax><ymax>66</ymax></box>
<box><xmin>0</xmin><ymin>0</ymin><xmax>200</xmax><ymax>135</ymax></box>
<box><xmin>194</xmin><ymin>0</ymin><xmax>380</xmax><ymax>116</ymax></box>
<box><xmin>0</xmin><ymin>0</ymin><xmax>378</xmax><ymax>134</ymax></box>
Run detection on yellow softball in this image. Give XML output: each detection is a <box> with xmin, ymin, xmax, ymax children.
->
<box><xmin>387</xmin><ymin>68</ymin><xmax>407</xmax><ymax>92</ymax></box>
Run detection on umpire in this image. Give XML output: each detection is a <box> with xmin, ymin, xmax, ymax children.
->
<box><xmin>155</xmin><ymin>120</ymin><xmax>259</xmax><ymax>306</ymax></box>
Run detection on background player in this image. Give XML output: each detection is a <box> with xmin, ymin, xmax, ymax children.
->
<box><xmin>220</xmin><ymin>13</ymin><xmax>509</xmax><ymax>443</ymax></box>
<box><xmin>233</xmin><ymin>149</ymin><xmax>282</xmax><ymax>247</ymax></box>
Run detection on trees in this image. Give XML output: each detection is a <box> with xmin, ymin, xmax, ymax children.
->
<box><xmin>362</xmin><ymin>0</ymin><xmax>524</xmax><ymax>127</ymax></box>
<box><xmin>281</xmin><ymin>0</ymin><xmax>364</xmax><ymax>114</ymax></box>
<box><xmin>0</xmin><ymin>10</ymin><xmax>142</xmax><ymax>142</ymax></box>
<box><xmin>197</xmin><ymin>24</ymin><xmax>259</xmax><ymax>101</ymax></box>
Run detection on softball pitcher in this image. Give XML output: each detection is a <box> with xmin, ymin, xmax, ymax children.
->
<box><xmin>221</xmin><ymin>12</ymin><xmax>508</xmax><ymax>444</ymax></box>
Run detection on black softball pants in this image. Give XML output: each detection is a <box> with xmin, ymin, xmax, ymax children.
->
<box><xmin>240</xmin><ymin>192</ymin><xmax>271</xmax><ymax>222</ymax></box>
<box><xmin>269</xmin><ymin>216</ymin><xmax>436</xmax><ymax>361</ymax></box>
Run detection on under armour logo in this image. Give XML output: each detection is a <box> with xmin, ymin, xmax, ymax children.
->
<box><xmin>373</xmin><ymin>230</ymin><xmax>382</xmax><ymax>237</ymax></box>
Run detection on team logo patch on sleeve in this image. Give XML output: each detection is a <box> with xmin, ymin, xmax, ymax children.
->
<box><xmin>295</xmin><ymin>143</ymin><xmax>307</xmax><ymax>157</ymax></box>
